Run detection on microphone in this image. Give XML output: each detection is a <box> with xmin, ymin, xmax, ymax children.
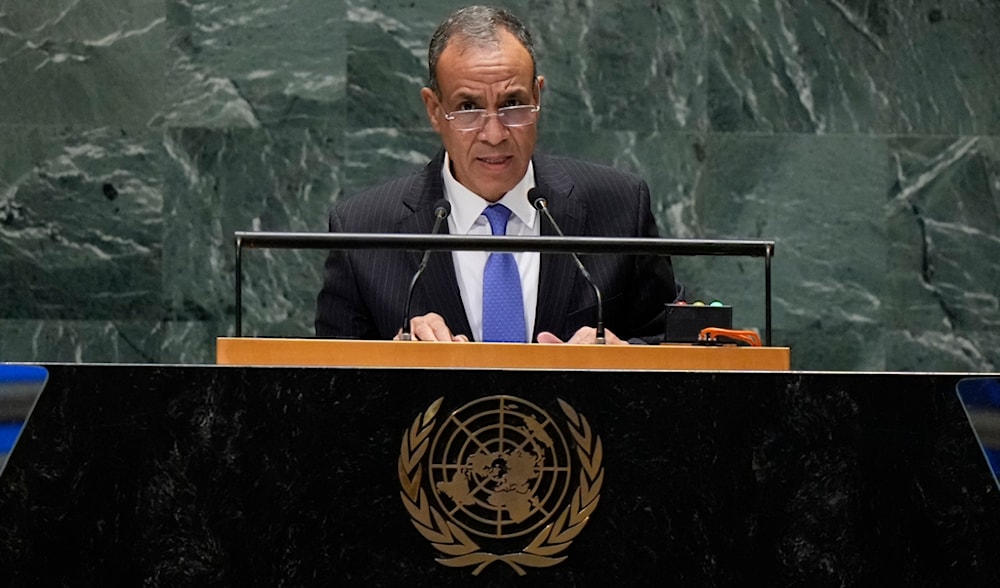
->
<box><xmin>399</xmin><ymin>199</ymin><xmax>451</xmax><ymax>340</ymax></box>
<box><xmin>528</xmin><ymin>187</ymin><xmax>606</xmax><ymax>344</ymax></box>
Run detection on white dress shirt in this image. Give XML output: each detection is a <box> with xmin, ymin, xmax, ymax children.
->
<box><xmin>440</xmin><ymin>153</ymin><xmax>540</xmax><ymax>342</ymax></box>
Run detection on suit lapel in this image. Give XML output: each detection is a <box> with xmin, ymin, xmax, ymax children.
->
<box><xmin>394</xmin><ymin>152</ymin><xmax>586</xmax><ymax>341</ymax></box>
<box><xmin>397</xmin><ymin>153</ymin><xmax>473</xmax><ymax>339</ymax></box>
<box><xmin>533</xmin><ymin>155</ymin><xmax>585</xmax><ymax>340</ymax></box>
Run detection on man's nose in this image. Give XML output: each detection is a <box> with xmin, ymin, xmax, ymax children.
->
<box><xmin>478</xmin><ymin>114</ymin><xmax>509</xmax><ymax>144</ymax></box>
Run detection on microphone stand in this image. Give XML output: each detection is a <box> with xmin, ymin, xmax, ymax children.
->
<box><xmin>530</xmin><ymin>191</ymin><xmax>605</xmax><ymax>344</ymax></box>
<box><xmin>399</xmin><ymin>201</ymin><xmax>451</xmax><ymax>340</ymax></box>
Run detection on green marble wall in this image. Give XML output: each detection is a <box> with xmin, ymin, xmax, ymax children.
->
<box><xmin>1</xmin><ymin>0</ymin><xmax>998</xmax><ymax>370</ymax></box>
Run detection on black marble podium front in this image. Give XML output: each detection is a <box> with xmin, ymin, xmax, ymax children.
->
<box><xmin>1</xmin><ymin>365</ymin><xmax>998</xmax><ymax>586</ymax></box>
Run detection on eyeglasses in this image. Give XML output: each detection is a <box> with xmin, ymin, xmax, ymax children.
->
<box><xmin>441</xmin><ymin>104</ymin><xmax>541</xmax><ymax>131</ymax></box>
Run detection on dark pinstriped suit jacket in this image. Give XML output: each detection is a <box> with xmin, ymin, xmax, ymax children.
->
<box><xmin>315</xmin><ymin>151</ymin><xmax>681</xmax><ymax>342</ymax></box>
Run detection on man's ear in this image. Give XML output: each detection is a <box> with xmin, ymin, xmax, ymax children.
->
<box><xmin>535</xmin><ymin>75</ymin><xmax>545</xmax><ymax>101</ymax></box>
<box><xmin>420</xmin><ymin>87</ymin><xmax>443</xmax><ymax>133</ymax></box>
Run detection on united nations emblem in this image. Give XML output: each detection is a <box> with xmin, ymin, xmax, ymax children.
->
<box><xmin>398</xmin><ymin>395</ymin><xmax>604</xmax><ymax>576</ymax></box>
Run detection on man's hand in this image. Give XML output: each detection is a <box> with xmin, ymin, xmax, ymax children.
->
<box><xmin>536</xmin><ymin>327</ymin><xmax>628</xmax><ymax>345</ymax></box>
<box><xmin>394</xmin><ymin>312</ymin><xmax>469</xmax><ymax>342</ymax></box>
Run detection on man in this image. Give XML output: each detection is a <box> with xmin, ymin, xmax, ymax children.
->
<box><xmin>315</xmin><ymin>5</ymin><xmax>681</xmax><ymax>344</ymax></box>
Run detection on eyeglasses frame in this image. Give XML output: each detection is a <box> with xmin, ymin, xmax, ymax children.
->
<box><xmin>440</xmin><ymin>103</ymin><xmax>541</xmax><ymax>132</ymax></box>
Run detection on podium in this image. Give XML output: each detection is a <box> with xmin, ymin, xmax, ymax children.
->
<box><xmin>215</xmin><ymin>337</ymin><xmax>791</xmax><ymax>371</ymax></box>
<box><xmin>3</xmin><ymin>363</ymin><xmax>999</xmax><ymax>585</ymax></box>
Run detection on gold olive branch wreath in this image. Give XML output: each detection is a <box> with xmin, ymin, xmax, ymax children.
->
<box><xmin>398</xmin><ymin>397</ymin><xmax>604</xmax><ymax>576</ymax></box>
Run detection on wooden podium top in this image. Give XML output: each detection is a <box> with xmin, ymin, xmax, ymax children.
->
<box><xmin>216</xmin><ymin>338</ymin><xmax>790</xmax><ymax>371</ymax></box>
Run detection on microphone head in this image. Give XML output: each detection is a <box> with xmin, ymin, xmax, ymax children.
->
<box><xmin>527</xmin><ymin>187</ymin><xmax>547</xmax><ymax>210</ymax></box>
<box><xmin>433</xmin><ymin>198</ymin><xmax>452</xmax><ymax>218</ymax></box>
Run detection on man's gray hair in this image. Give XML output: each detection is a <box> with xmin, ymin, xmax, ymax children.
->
<box><xmin>427</xmin><ymin>5</ymin><xmax>537</xmax><ymax>95</ymax></box>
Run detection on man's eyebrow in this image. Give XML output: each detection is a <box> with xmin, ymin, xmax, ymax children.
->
<box><xmin>454</xmin><ymin>91</ymin><xmax>482</xmax><ymax>103</ymax></box>
<box><xmin>502</xmin><ymin>89</ymin><xmax>531</xmax><ymax>101</ymax></box>
<box><xmin>451</xmin><ymin>88</ymin><xmax>531</xmax><ymax>105</ymax></box>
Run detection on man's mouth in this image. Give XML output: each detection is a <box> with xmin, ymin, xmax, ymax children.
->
<box><xmin>478</xmin><ymin>155</ymin><xmax>512</xmax><ymax>165</ymax></box>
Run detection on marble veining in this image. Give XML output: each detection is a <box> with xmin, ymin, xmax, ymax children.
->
<box><xmin>1</xmin><ymin>0</ymin><xmax>999</xmax><ymax>369</ymax></box>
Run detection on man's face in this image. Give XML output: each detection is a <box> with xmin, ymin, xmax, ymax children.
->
<box><xmin>421</xmin><ymin>31</ymin><xmax>543</xmax><ymax>203</ymax></box>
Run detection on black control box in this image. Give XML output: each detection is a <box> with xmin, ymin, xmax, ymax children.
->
<box><xmin>663</xmin><ymin>303</ymin><xmax>733</xmax><ymax>343</ymax></box>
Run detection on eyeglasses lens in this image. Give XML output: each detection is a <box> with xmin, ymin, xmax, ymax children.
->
<box><xmin>447</xmin><ymin>106</ymin><xmax>538</xmax><ymax>130</ymax></box>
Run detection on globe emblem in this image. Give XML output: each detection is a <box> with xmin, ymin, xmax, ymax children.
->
<box><xmin>428</xmin><ymin>395</ymin><xmax>573</xmax><ymax>539</ymax></box>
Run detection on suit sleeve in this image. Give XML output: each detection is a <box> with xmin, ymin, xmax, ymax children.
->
<box><xmin>624</xmin><ymin>179</ymin><xmax>683</xmax><ymax>345</ymax></box>
<box><xmin>314</xmin><ymin>208</ymin><xmax>380</xmax><ymax>339</ymax></box>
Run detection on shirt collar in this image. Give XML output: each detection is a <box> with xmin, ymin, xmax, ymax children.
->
<box><xmin>441</xmin><ymin>152</ymin><xmax>538</xmax><ymax>234</ymax></box>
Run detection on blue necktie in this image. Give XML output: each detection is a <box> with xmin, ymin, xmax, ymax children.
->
<box><xmin>481</xmin><ymin>204</ymin><xmax>526</xmax><ymax>342</ymax></box>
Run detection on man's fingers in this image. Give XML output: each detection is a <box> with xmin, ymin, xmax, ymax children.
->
<box><xmin>536</xmin><ymin>331</ymin><xmax>563</xmax><ymax>344</ymax></box>
<box><xmin>565</xmin><ymin>327</ymin><xmax>595</xmax><ymax>344</ymax></box>
<box><xmin>408</xmin><ymin>312</ymin><xmax>461</xmax><ymax>342</ymax></box>
<box><xmin>602</xmin><ymin>328</ymin><xmax>627</xmax><ymax>345</ymax></box>
<box><xmin>402</xmin><ymin>319</ymin><xmax>625</xmax><ymax>344</ymax></box>
<box><xmin>539</xmin><ymin>327</ymin><xmax>629</xmax><ymax>345</ymax></box>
